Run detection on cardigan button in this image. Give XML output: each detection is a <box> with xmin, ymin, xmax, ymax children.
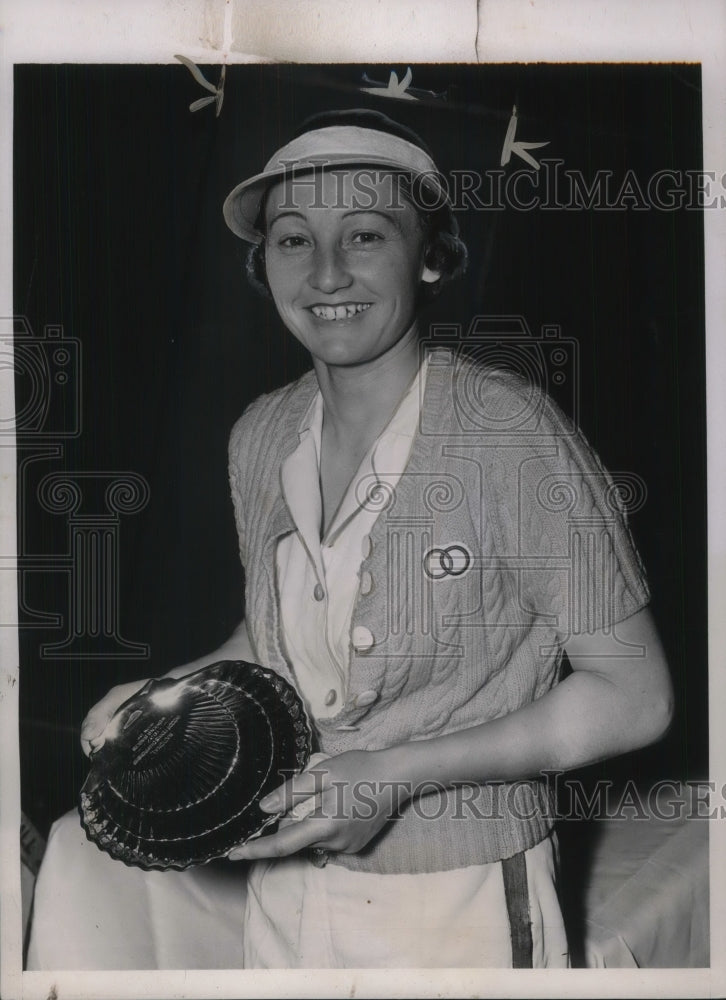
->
<box><xmin>361</xmin><ymin>534</ymin><xmax>373</xmax><ymax>559</ymax></box>
<box><xmin>355</xmin><ymin>689</ymin><xmax>378</xmax><ymax>709</ymax></box>
<box><xmin>324</xmin><ymin>688</ymin><xmax>338</xmax><ymax>707</ymax></box>
<box><xmin>351</xmin><ymin>626</ymin><xmax>374</xmax><ymax>651</ymax></box>
<box><xmin>313</xmin><ymin>583</ymin><xmax>325</xmax><ymax>602</ymax></box>
<box><xmin>359</xmin><ymin>571</ymin><xmax>373</xmax><ymax>596</ymax></box>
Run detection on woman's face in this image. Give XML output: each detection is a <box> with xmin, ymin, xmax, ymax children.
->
<box><xmin>263</xmin><ymin>170</ymin><xmax>439</xmax><ymax>369</ymax></box>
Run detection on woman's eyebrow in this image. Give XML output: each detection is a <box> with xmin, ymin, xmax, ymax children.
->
<box><xmin>266</xmin><ymin>207</ymin><xmax>404</xmax><ymax>232</ymax></box>
<box><xmin>343</xmin><ymin>208</ymin><xmax>398</xmax><ymax>222</ymax></box>
<box><xmin>342</xmin><ymin>209</ymin><xmax>401</xmax><ymax>228</ymax></box>
<box><xmin>267</xmin><ymin>210</ymin><xmax>308</xmax><ymax>229</ymax></box>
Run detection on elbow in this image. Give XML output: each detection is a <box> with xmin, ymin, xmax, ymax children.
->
<box><xmin>635</xmin><ymin>679</ymin><xmax>675</xmax><ymax>748</ymax></box>
<box><xmin>647</xmin><ymin>695</ymin><xmax>674</xmax><ymax>746</ymax></box>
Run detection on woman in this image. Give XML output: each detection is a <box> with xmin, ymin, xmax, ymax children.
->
<box><xmin>31</xmin><ymin>109</ymin><xmax>673</xmax><ymax>969</ymax></box>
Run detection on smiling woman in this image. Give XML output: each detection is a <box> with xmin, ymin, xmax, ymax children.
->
<box><xmin>262</xmin><ymin>170</ymin><xmax>437</xmax><ymax>372</ymax></box>
<box><xmin>27</xmin><ymin>106</ymin><xmax>673</xmax><ymax>971</ymax></box>
<box><xmin>240</xmin><ymin>110</ymin><xmax>468</xmax><ymax>307</ymax></box>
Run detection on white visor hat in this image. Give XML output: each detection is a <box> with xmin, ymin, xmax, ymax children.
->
<box><xmin>222</xmin><ymin>124</ymin><xmax>450</xmax><ymax>244</ymax></box>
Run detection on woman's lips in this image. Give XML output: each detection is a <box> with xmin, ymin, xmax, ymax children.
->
<box><xmin>309</xmin><ymin>303</ymin><xmax>372</xmax><ymax>321</ymax></box>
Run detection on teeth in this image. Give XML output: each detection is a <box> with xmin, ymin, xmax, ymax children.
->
<box><xmin>311</xmin><ymin>303</ymin><xmax>371</xmax><ymax>320</ymax></box>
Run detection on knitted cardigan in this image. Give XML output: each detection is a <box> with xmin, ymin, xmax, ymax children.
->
<box><xmin>228</xmin><ymin>349</ymin><xmax>650</xmax><ymax>874</ymax></box>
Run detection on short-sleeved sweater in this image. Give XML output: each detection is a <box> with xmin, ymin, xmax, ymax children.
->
<box><xmin>228</xmin><ymin>348</ymin><xmax>650</xmax><ymax>875</ymax></box>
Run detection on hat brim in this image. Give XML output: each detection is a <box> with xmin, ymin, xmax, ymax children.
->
<box><xmin>222</xmin><ymin>156</ymin><xmax>449</xmax><ymax>244</ymax></box>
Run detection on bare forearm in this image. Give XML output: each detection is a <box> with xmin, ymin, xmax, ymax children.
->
<box><xmin>234</xmin><ymin>609</ymin><xmax>673</xmax><ymax>863</ymax></box>
<box><xmin>386</xmin><ymin>608</ymin><xmax>673</xmax><ymax>792</ymax></box>
<box><xmin>388</xmin><ymin>667</ymin><xmax>669</xmax><ymax>791</ymax></box>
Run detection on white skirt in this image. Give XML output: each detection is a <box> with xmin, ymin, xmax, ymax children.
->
<box><xmin>27</xmin><ymin>812</ymin><xmax>568</xmax><ymax>969</ymax></box>
<box><xmin>242</xmin><ymin>834</ymin><xmax>569</xmax><ymax>968</ymax></box>
<box><xmin>27</xmin><ymin>811</ymin><xmax>247</xmax><ymax>970</ymax></box>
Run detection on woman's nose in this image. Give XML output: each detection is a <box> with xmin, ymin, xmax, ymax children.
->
<box><xmin>307</xmin><ymin>245</ymin><xmax>352</xmax><ymax>293</ymax></box>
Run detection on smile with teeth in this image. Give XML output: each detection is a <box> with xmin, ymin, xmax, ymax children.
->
<box><xmin>310</xmin><ymin>303</ymin><xmax>372</xmax><ymax>321</ymax></box>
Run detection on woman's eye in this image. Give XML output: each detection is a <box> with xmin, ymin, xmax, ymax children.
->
<box><xmin>350</xmin><ymin>231</ymin><xmax>383</xmax><ymax>245</ymax></box>
<box><xmin>277</xmin><ymin>235</ymin><xmax>310</xmax><ymax>249</ymax></box>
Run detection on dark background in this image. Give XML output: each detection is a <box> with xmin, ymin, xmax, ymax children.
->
<box><xmin>14</xmin><ymin>64</ymin><xmax>707</xmax><ymax>854</ymax></box>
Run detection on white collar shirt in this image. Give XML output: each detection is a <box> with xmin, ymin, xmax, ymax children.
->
<box><xmin>276</xmin><ymin>358</ymin><xmax>428</xmax><ymax>720</ymax></box>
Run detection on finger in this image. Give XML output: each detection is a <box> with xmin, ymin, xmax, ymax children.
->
<box><xmin>307</xmin><ymin>752</ymin><xmax>331</xmax><ymax>768</ymax></box>
<box><xmin>272</xmin><ymin>794</ymin><xmax>321</xmax><ymax>827</ymax></box>
<box><xmin>80</xmin><ymin>734</ymin><xmax>106</xmax><ymax>758</ymax></box>
<box><xmin>80</xmin><ymin>708</ymin><xmax>111</xmax><ymax>742</ymax></box>
<box><xmin>275</xmin><ymin>798</ymin><xmax>320</xmax><ymax>830</ymax></box>
<box><xmin>80</xmin><ymin>688</ymin><xmax>128</xmax><ymax>740</ymax></box>
<box><xmin>275</xmin><ymin>813</ymin><xmax>299</xmax><ymax>831</ymax></box>
<box><xmin>259</xmin><ymin>764</ymin><xmax>329</xmax><ymax>814</ymax></box>
<box><xmin>79</xmin><ymin>680</ymin><xmax>147</xmax><ymax>754</ymax></box>
<box><xmin>228</xmin><ymin>818</ymin><xmax>328</xmax><ymax>861</ymax></box>
<box><xmin>289</xmin><ymin>793</ymin><xmax>321</xmax><ymax>822</ymax></box>
<box><xmin>257</xmin><ymin>753</ymin><xmax>331</xmax><ymax>812</ymax></box>
<box><xmin>80</xmin><ymin>712</ymin><xmax>113</xmax><ymax>757</ymax></box>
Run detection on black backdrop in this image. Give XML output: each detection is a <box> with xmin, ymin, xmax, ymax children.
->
<box><xmin>14</xmin><ymin>63</ymin><xmax>707</xmax><ymax>837</ymax></box>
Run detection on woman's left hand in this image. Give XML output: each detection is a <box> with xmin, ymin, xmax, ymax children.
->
<box><xmin>227</xmin><ymin>748</ymin><xmax>411</xmax><ymax>861</ymax></box>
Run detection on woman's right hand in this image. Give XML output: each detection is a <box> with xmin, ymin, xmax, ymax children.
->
<box><xmin>79</xmin><ymin>621</ymin><xmax>254</xmax><ymax>757</ymax></box>
<box><xmin>80</xmin><ymin>679</ymin><xmax>149</xmax><ymax>757</ymax></box>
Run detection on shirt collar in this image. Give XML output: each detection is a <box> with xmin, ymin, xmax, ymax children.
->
<box><xmin>282</xmin><ymin>354</ymin><xmax>429</xmax><ymax>550</ymax></box>
<box><xmin>295</xmin><ymin>354</ymin><xmax>428</xmax><ymax>441</ymax></box>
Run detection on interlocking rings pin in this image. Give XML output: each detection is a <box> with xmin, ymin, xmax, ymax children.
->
<box><xmin>423</xmin><ymin>544</ymin><xmax>472</xmax><ymax>581</ymax></box>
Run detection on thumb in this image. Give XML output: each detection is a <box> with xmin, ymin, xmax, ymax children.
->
<box><xmin>80</xmin><ymin>734</ymin><xmax>105</xmax><ymax>758</ymax></box>
<box><xmin>79</xmin><ymin>679</ymin><xmax>148</xmax><ymax>757</ymax></box>
<box><xmin>80</xmin><ymin>708</ymin><xmax>108</xmax><ymax>739</ymax></box>
<box><xmin>80</xmin><ymin>710</ymin><xmax>112</xmax><ymax>757</ymax></box>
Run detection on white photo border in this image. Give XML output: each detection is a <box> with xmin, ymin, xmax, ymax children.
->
<box><xmin>1</xmin><ymin>1</ymin><xmax>724</xmax><ymax>998</ymax></box>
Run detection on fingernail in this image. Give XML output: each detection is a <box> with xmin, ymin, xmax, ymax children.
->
<box><xmin>259</xmin><ymin>795</ymin><xmax>278</xmax><ymax>812</ymax></box>
<box><xmin>227</xmin><ymin>848</ymin><xmax>246</xmax><ymax>861</ymax></box>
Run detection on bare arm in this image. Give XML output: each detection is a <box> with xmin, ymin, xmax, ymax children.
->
<box><xmin>388</xmin><ymin>604</ymin><xmax>673</xmax><ymax>787</ymax></box>
<box><xmin>80</xmin><ymin>618</ymin><xmax>253</xmax><ymax>756</ymax></box>
<box><xmin>231</xmin><ymin>605</ymin><xmax>673</xmax><ymax>859</ymax></box>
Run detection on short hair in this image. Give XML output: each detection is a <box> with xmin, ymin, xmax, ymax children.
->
<box><xmin>244</xmin><ymin>110</ymin><xmax>468</xmax><ymax>306</ymax></box>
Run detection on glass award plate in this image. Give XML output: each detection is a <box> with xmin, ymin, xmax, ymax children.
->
<box><xmin>79</xmin><ymin>660</ymin><xmax>312</xmax><ymax>870</ymax></box>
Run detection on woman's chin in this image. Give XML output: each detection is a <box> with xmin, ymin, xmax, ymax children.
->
<box><xmin>310</xmin><ymin>348</ymin><xmax>372</xmax><ymax>369</ymax></box>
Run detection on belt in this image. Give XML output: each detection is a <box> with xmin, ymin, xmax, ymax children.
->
<box><xmin>501</xmin><ymin>850</ymin><xmax>533</xmax><ymax>968</ymax></box>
